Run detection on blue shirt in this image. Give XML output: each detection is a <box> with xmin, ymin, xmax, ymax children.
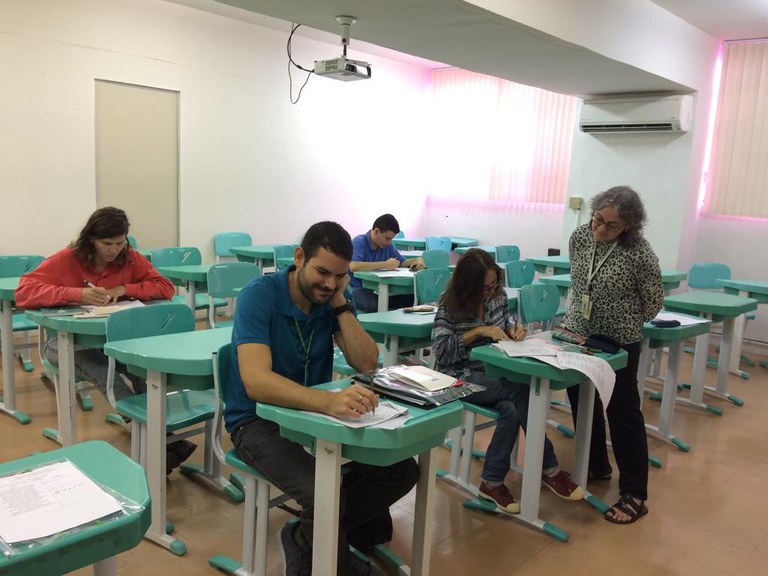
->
<box><xmin>349</xmin><ymin>231</ymin><xmax>406</xmax><ymax>289</ymax></box>
<box><xmin>224</xmin><ymin>265</ymin><xmax>339</xmax><ymax>432</ymax></box>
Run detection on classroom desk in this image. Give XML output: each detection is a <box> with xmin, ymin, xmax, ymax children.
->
<box><xmin>719</xmin><ymin>279</ymin><xmax>768</xmax><ymax>372</ymax></box>
<box><xmin>537</xmin><ymin>273</ymin><xmax>572</xmax><ymax>299</ymax></box>
<box><xmin>103</xmin><ymin>327</ymin><xmax>233</xmax><ymax>556</ymax></box>
<box><xmin>156</xmin><ymin>264</ymin><xmax>212</xmax><ymax>311</ymax></box>
<box><xmin>0</xmin><ymin>277</ymin><xmax>31</xmax><ymax>424</ymax></box>
<box><xmin>663</xmin><ymin>292</ymin><xmax>757</xmax><ymax>406</ymax></box>
<box><xmin>637</xmin><ymin>316</ymin><xmax>714</xmax><ymax>452</ymax></box>
<box><xmin>470</xmin><ymin>341</ymin><xmax>627</xmax><ymax>541</ymax></box>
<box><xmin>527</xmin><ymin>256</ymin><xmax>571</xmax><ymax>276</ymax></box>
<box><xmin>25</xmin><ymin>309</ymin><xmax>108</xmax><ymax>446</ymax></box>
<box><xmin>256</xmin><ymin>380</ymin><xmax>463</xmax><ymax>576</ymax></box>
<box><xmin>392</xmin><ymin>237</ymin><xmax>426</xmax><ymax>251</ymax></box>
<box><xmin>0</xmin><ymin>440</ymin><xmax>150</xmax><ymax>576</ymax></box>
<box><xmin>357</xmin><ymin>310</ymin><xmax>435</xmax><ymax>366</ymax></box>
<box><xmin>454</xmin><ymin>245</ymin><xmax>495</xmax><ymax>256</ymax></box>
<box><xmin>229</xmin><ymin>245</ymin><xmax>276</xmax><ymax>269</ymax></box>
<box><xmin>354</xmin><ymin>270</ymin><xmax>415</xmax><ymax>313</ymax></box>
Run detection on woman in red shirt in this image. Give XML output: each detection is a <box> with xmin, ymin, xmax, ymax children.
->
<box><xmin>16</xmin><ymin>207</ymin><xmax>194</xmax><ymax>472</ymax></box>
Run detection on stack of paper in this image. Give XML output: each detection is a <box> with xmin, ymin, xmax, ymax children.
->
<box><xmin>74</xmin><ymin>299</ymin><xmax>145</xmax><ymax>319</ymax></box>
<box><xmin>388</xmin><ymin>365</ymin><xmax>457</xmax><ymax>391</ymax></box>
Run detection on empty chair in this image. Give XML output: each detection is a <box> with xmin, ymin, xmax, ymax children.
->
<box><xmin>519</xmin><ymin>283</ymin><xmax>561</xmax><ymax>331</ymax></box>
<box><xmin>413</xmin><ymin>268</ymin><xmax>452</xmax><ymax>305</ymax></box>
<box><xmin>425</xmin><ymin>236</ymin><xmax>451</xmax><ymax>251</ymax></box>
<box><xmin>206</xmin><ymin>262</ymin><xmax>261</xmax><ymax>328</ymax></box>
<box><xmin>214</xmin><ymin>232</ymin><xmax>252</xmax><ymax>263</ymax></box>
<box><xmin>0</xmin><ymin>255</ymin><xmax>44</xmax><ymax>372</ymax></box>
<box><xmin>505</xmin><ymin>260</ymin><xmax>535</xmax><ymax>289</ymax></box>
<box><xmin>495</xmin><ymin>245</ymin><xmax>520</xmax><ymax>264</ymax></box>
<box><xmin>421</xmin><ymin>249</ymin><xmax>450</xmax><ymax>269</ymax></box>
<box><xmin>209</xmin><ymin>343</ymin><xmax>290</xmax><ymax>576</ymax></box>
<box><xmin>273</xmin><ymin>244</ymin><xmax>299</xmax><ymax>271</ymax></box>
<box><xmin>688</xmin><ymin>262</ymin><xmax>731</xmax><ymax>289</ymax></box>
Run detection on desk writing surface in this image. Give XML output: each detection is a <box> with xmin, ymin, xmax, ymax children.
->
<box><xmin>642</xmin><ymin>317</ymin><xmax>712</xmax><ymax>349</ymax></box>
<box><xmin>256</xmin><ymin>379</ymin><xmax>462</xmax><ymax>466</ymax></box>
<box><xmin>393</xmin><ymin>237</ymin><xmax>427</xmax><ymax>251</ymax></box>
<box><xmin>471</xmin><ymin>342</ymin><xmax>627</xmax><ymax>389</ymax></box>
<box><xmin>527</xmin><ymin>255</ymin><xmax>571</xmax><ymax>274</ymax></box>
<box><xmin>229</xmin><ymin>245</ymin><xmax>276</xmax><ymax>263</ymax></box>
<box><xmin>104</xmin><ymin>327</ymin><xmax>231</xmax><ymax>376</ymax></box>
<box><xmin>25</xmin><ymin>309</ymin><xmax>107</xmax><ymax>339</ymax></box>
<box><xmin>0</xmin><ymin>441</ymin><xmax>150</xmax><ymax>576</ymax></box>
<box><xmin>357</xmin><ymin>310</ymin><xmax>435</xmax><ymax>339</ymax></box>
<box><xmin>455</xmin><ymin>245</ymin><xmax>494</xmax><ymax>255</ymax></box>
<box><xmin>354</xmin><ymin>270</ymin><xmax>415</xmax><ymax>294</ymax></box>
<box><xmin>663</xmin><ymin>291</ymin><xmax>758</xmax><ymax>322</ymax></box>
<box><xmin>449</xmin><ymin>237</ymin><xmax>479</xmax><ymax>248</ymax></box>
<box><xmin>156</xmin><ymin>264</ymin><xmax>211</xmax><ymax>282</ymax></box>
<box><xmin>538</xmin><ymin>274</ymin><xmax>572</xmax><ymax>288</ymax></box>
<box><xmin>719</xmin><ymin>279</ymin><xmax>768</xmax><ymax>303</ymax></box>
<box><xmin>0</xmin><ymin>276</ymin><xmax>20</xmax><ymax>300</ymax></box>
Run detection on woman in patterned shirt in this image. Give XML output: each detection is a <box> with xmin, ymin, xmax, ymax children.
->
<box><xmin>432</xmin><ymin>249</ymin><xmax>584</xmax><ymax>514</ymax></box>
<box><xmin>565</xmin><ymin>186</ymin><xmax>663</xmax><ymax>524</ymax></box>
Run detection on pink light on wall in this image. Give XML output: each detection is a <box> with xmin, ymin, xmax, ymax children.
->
<box><xmin>697</xmin><ymin>45</ymin><xmax>724</xmax><ymax>213</ymax></box>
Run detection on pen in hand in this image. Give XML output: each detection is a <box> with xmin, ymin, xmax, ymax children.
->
<box><xmin>354</xmin><ymin>375</ymin><xmax>376</xmax><ymax>415</ymax></box>
<box><xmin>84</xmin><ymin>280</ymin><xmax>111</xmax><ymax>305</ymax></box>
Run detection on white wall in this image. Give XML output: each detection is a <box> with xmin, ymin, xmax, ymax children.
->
<box><xmin>0</xmin><ymin>0</ymin><xmax>433</xmax><ymax>260</ymax></box>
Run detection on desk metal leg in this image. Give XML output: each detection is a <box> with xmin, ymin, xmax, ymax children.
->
<box><xmin>645</xmin><ymin>343</ymin><xmax>690</xmax><ymax>451</ymax></box>
<box><xmin>729</xmin><ymin>308</ymin><xmax>750</xmax><ymax>379</ymax></box>
<box><xmin>411</xmin><ymin>447</ymin><xmax>437</xmax><ymax>576</ymax></box>
<box><xmin>145</xmin><ymin>369</ymin><xmax>187</xmax><ymax>556</ymax></box>
<box><xmin>382</xmin><ymin>334</ymin><xmax>400</xmax><ymax>367</ymax></box>
<box><xmin>43</xmin><ymin>331</ymin><xmax>77</xmax><ymax>445</ymax></box>
<box><xmin>93</xmin><ymin>555</ymin><xmax>117</xmax><ymax>576</ymax></box>
<box><xmin>707</xmin><ymin>317</ymin><xmax>744</xmax><ymax>406</ymax></box>
<box><xmin>185</xmin><ymin>281</ymin><xmax>196</xmax><ymax>312</ymax></box>
<box><xmin>313</xmin><ymin>438</ymin><xmax>342</xmax><ymax>576</ymax></box>
<box><xmin>377</xmin><ymin>284</ymin><xmax>390</xmax><ymax>313</ymax></box>
<box><xmin>1</xmin><ymin>300</ymin><xmax>31</xmax><ymax>424</ymax></box>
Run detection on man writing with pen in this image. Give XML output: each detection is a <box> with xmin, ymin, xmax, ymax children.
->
<box><xmin>14</xmin><ymin>207</ymin><xmax>196</xmax><ymax>473</ymax></box>
<box><xmin>224</xmin><ymin>221</ymin><xmax>417</xmax><ymax>576</ymax></box>
<box><xmin>348</xmin><ymin>213</ymin><xmax>426</xmax><ymax>313</ymax></box>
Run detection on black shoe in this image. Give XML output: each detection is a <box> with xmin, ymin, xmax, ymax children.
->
<box><xmin>588</xmin><ymin>466</ymin><xmax>613</xmax><ymax>481</ymax></box>
<box><xmin>279</xmin><ymin>521</ymin><xmax>312</xmax><ymax>576</ymax></box>
<box><xmin>168</xmin><ymin>439</ymin><xmax>197</xmax><ymax>464</ymax></box>
<box><xmin>344</xmin><ymin>549</ymin><xmax>384</xmax><ymax>576</ymax></box>
<box><xmin>165</xmin><ymin>452</ymin><xmax>181</xmax><ymax>475</ymax></box>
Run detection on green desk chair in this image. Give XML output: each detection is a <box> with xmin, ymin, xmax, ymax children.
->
<box><xmin>210</xmin><ymin>343</ymin><xmax>292</xmax><ymax>576</ymax></box>
<box><xmin>151</xmin><ymin>246</ymin><xmax>227</xmax><ymax>313</ymax></box>
<box><xmin>495</xmin><ymin>245</ymin><xmax>521</xmax><ymax>264</ymax></box>
<box><xmin>395</xmin><ymin>230</ymin><xmax>404</xmax><ymax>238</ymax></box>
<box><xmin>207</xmin><ymin>262</ymin><xmax>261</xmax><ymax>328</ymax></box>
<box><xmin>105</xmin><ymin>304</ymin><xmax>242</xmax><ymax>511</ymax></box>
<box><xmin>505</xmin><ymin>260</ymin><xmax>535</xmax><ymax>289</ymax></box>
<box><xmin>686</xmin><ymin>262</ymin><xmax>755</xmax><ymax>371</ymax></box>
<box><xmin>413</xmin><ymin>268</ymin><xmax>452</xmax><ymax>306</ymax></box>
<box><xmin>273</xmin><ymin>244</ymin><xmax>298</xmax><ymax>271</ymax></box>
<box><xmin>0</xmin><ymin>255</ymin><xmax>44</xmax><ymax>372</ymax></box>
<box><xmin>421</xmin><ymin>249</ymin><xmax>450</xmax><ymax>269</ymax></box>
<box><xmin>214</xmin><ymin>232</ymin><xmax>252</xmax><ymax>263</ymax></box>
<box><xmin>127</xmin><ymin>234</ymin><xmax>138</xmax><ymax>248</ymax></box>
<box><xmin>425</xmin><ymin>235</ymin><xmax>451</xmax><ymax>252</ymax></box>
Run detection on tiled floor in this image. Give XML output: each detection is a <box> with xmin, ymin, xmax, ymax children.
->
<box><xmin>2</xmin><ymin>344</ymin><xmax>768</xmax><ymax>575</ymax></box>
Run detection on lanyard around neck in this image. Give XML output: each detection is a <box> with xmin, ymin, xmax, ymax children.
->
<box><xmin>587</xmin><ymin>241</ymin><xmax>617</xmax><ymax>292</ymax></box>
<box><xmin>293</xmin><ymin>317</ymin><xmax>315</xmax><ymax>386</ymax></box>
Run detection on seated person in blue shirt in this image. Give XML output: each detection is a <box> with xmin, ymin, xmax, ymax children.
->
<box><xmin>224</xmin><ymin>221</ymin><xmax>418</xmax><ymax>576</ymax></box>
<box><xmin>349</xmin><ymin>214</ymin><xmax>426</xmax><ymax>313</ymax></box>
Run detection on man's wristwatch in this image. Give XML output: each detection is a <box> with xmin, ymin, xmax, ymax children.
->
<box><xmin>332</xmin><ymin>301</ymin><xmax>355</xmax><ymax>316</ymax></box>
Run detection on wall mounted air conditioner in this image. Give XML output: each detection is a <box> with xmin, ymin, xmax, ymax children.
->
<box><xmin>579</xmin><ymin>95</ymin><xmax>693</xmax><ymax>134</ymax></box>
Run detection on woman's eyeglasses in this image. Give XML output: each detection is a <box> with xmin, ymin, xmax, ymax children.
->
<box><xmin>591</xmin><ymin>212</ymin><xmax>624</xmax><ymax>232</ymax></box>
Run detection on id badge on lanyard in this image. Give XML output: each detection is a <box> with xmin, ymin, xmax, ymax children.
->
<box><xmin>585</xmin><ymin>241</ymin><xmax>617</xmax><ymax>321</ymax></box>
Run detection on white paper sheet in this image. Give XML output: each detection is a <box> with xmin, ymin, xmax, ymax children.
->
<box><xmin>373</xmin><ymin>269</ymin><xmax>414</xmax><ymax>278</ymax></box>
<box><xmin>76</xmin><ymin>299</ymin><xmax>146</xmax><ymax>319</ymax></box>
<box><xmin>491</xmin><ymin>339</ymin><xmax>561</xmax><ymax>357</ymax></box>
<box><xmin>533</xmin><ymin>351</ymin><xmax>616</xmax><ymax>408</ymax></box>
<box><xmin>304</xmin><ymin>400</ymin><xmax>410</xmax><ymax>429</ymax></box>
<box><xmin>654</xmin><ymin>311</ymin><xmax>709</xmax><ymax>326</ymax></box>
<box><xmin>0</xmin><ymin>460</ymin><xmax>122</xmax><ymax>544</ymax></box>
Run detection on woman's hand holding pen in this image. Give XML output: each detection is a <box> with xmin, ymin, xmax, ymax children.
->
<box><xmin>509</xmin><ymin>324</ymin><xmax>527</xmax><ymax>341</ymax></box>
<box><xmin>81</xmin><ymin>284</ymin><xmax>111</xmax><ymax>306</ymax></box>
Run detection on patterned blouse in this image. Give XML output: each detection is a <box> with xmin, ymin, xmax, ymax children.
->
<box><xmin>432</xmin><ymin>292</ymin><xmax>510</xmax><ymax>378</ymax></box>
<box><xmin>564</xmin><ymin>223</ymin><xmax>664</xmax><ymax>345</ymax></box>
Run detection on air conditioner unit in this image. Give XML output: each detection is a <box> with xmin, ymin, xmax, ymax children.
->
<box><xmin>579</xmin><ymin>95</ymin><xmax>693</xmax><ymax>134</ymax></box>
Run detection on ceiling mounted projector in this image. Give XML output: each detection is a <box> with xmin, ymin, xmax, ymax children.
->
<box><xmin>314</xmin><ymin>16</ymin><xmax>371</xmax><ymax>81</ymax></box>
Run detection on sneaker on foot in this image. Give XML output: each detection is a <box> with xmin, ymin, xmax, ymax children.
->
<box><xmin>541</xmin><ymin>470</ymin><xmax>585</xmax><ymax>501</ymax></box>
<box><xmin>478</xmin><ymin>481</ymin><xmax>520</xmax><ymax>514</ymax></box>
<box><xmin>279</xmin><ymin>521</ymin><xmax>312</xmax><ymax>576</ymax></box>
<box><xmin>168</xmin><ymin>439</ymin><xmax>197</xmax><ymax>463</ymax></box>
<box><xmin>165</xmin><ymin>451</ymin><xmax>181</xmax><ymax>475</ymax></box>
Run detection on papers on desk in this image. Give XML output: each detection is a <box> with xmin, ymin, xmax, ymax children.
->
<box><xmin>402</xmin><ymin>305</ymin><xmax>436</xmax><ymax>314</ymax></box>
<box><xmin>536</xmin><ymin>351</ymin><xmax>616</xmax><ymax>408</ymax></box>
<box><xmin>306</xmin><ymin>399</ymin><xmax>410</xmax><ymax>429</ymax></box>
<box><xmin>491</xmin><ymin>339</ymin><xmax>562</xmax><ymax>357</ymax></box>
<box><xmin>74</xmin><ymin>299</ymin><xmax>145</xmax><ymax>319</ymax></box>
<box><xmin>373</xmin><ymin>269</ymin><xmax>414</xmax><ymax>278</ymax></box>
<box><xmin>654</xmin><ymin>311</ymin><xmax>709</xmax><ymax>326</ymax></box>
<box><xmin>372</xmin><ymin>366</ymin><xmax>477</xmax><ymax>407</ymax></box>
<box><xmin>0</xmin><ymin>460</ymin><xmax>122</xmax><ymax>544</ymax></box>
<box><xmin>388</xmin><ymin>365</ymin><xmax>457</xmax><ymax>391</ymax></box>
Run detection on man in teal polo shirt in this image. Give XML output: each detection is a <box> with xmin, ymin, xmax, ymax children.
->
<box><xmin>349</xmin><ymin>213</ymin><xmax>426</xmax><ymax>313</ymax></box>
<box><xmin>225</xmin><ymin>221</ymin><xmax>419</xmax><ymax>576</ymax></box>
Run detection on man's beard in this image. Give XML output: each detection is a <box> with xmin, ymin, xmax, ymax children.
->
<box><xmin>297</xmin><ymin>266</ymin><xmax>333</xmax><ymax>304</ymax></box>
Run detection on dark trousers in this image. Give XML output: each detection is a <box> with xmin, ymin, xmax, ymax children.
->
<box><xmin>232</xmin><ymin>417</ymin><xmax>419</xmax><ymax>553</ymax></box>
<box><xmin>566</xmin><ymin>341</ymin><xmax>648</xmax><ymax>500</ymax></box>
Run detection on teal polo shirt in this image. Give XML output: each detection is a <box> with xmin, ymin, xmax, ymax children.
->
<box><xmin>224</xmin><ymin>265</ymin><xmax>339</xmax><ymax>432</ymax></box>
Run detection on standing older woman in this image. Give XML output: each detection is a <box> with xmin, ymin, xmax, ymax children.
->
<box><xmin>432</xmin><ymin>248</ymin><xmax>584</xmax><ymax>514</ymax></box>
<box><xmin>565</xmin><ymin>186</ymin><xmax>663</xmax><ymax>524</ymax></box>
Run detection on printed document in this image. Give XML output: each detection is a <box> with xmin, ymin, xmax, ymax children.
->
<box><xmin>75</xmin><ymin>299</ymin><xmax>145</xmax><ymax>319</ymax></box>
<box><xmin>305</xmin><ymin>400</ymin><xmax>410</xmax><ymax>429</ymax></box>
<box><xmin>653</xmin><ymin>311</ymin><xmax>709</xmax><ymax>326</ymax></box>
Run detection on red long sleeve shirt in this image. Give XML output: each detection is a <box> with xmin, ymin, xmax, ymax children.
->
<box><xmin>14</xmin><ymin>247</ymin><xmax>175</xmax><ymax>308</ymax></box>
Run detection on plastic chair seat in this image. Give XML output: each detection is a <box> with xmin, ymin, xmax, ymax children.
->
<box><xmin>12</xmin><ymin>313</ymin><xmax>38</xmax><ymax>331</ymax></box>
<box><xmin>115</xmin><ymin>389</ymin><xmax>216</xmax><ymax>431</ymax></box>
<box><xmin>224</xmin><ymin>447</ymin><xmax>264</xmax><ymax>477</ymax></box>
<box><xmin>172</xmin><ymin>293</ymin><xmax>227</xmax><ymax>311</ymax></box>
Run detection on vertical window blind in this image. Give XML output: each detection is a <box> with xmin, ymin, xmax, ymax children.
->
<box><xmin>430</xmin><ymin>68</ymin><xmax>579</xmax><ymax>204</ymax></box>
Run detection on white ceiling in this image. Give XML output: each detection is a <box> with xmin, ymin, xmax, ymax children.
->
<box><xmin>169</xmin><ymin>0</ymin><xmax>768</xmax><ymax>97</ymax></box>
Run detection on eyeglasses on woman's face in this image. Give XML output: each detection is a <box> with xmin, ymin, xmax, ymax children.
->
<box><xmin>591</xmin><ymin>211</ymin><xmax>625</xmax><ymax>233</ymax></box>
<box><xmin>483</xmin><ymin>271</ymin><xmax>500</xmax><ymax>295</ymax></box>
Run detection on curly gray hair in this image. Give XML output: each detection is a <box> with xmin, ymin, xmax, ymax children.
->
<box><xmin>590</xmin><ymin>186</ymin><xmax>647</xmax><ymax>247</ymax></box>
